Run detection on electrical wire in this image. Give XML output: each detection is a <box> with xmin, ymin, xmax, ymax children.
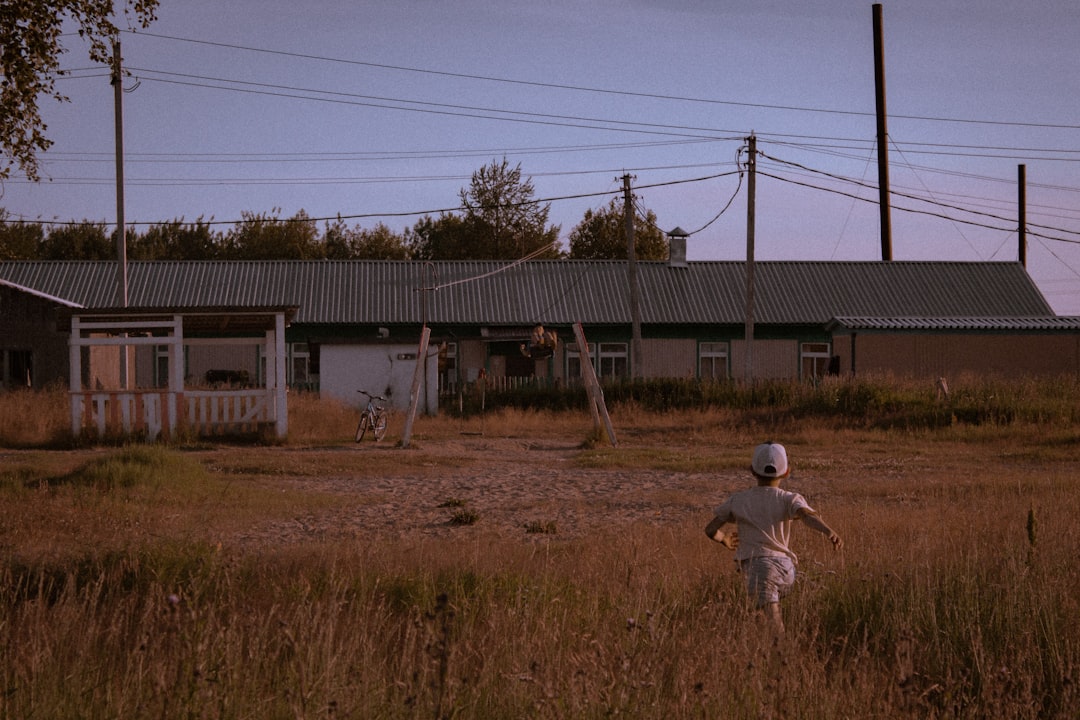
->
<box><xmin>127</xmin><ymin>30</ymin><xmax>1080</xmax><ymax>132</ymax></box>
<box><xmin>757</xmin><ymin>170</ymin><xmax>1080</xmax><ymax>246</ymax></box>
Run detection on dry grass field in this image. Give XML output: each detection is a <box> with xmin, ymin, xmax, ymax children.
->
<box><xmin>1</xmin><ymin>384</ymin><xmax>1078</xmax><ymax>718</ymax></box>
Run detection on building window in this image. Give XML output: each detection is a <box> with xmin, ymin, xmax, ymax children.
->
<box><xmin>699</xmin><ymin>341</ymin><xmax>729</xmax><ymax>380</ymax></box>
<box><xmin>153</xmin><ymin>344</ymin><xmax>187</xmax><ymax>388</ymax></box>
<box><xmin>258</xmin><ymin>342</ymin><xmax>317</xmax><ymax>389</ymax></box>
<box><xmin>1</xmin><ymin>349</ymin><xmax>32</xmax><ymax>387</ymax></box>
<box><xmin>801</xmin><ymin>342</ymin><xmax>831</xmax><ymax>380</ymax></box>
<box><xmin>439</xmin><ymin>342</ymin><xmax>458</xmax><ymax>394</ymax></box>
<box><xmin>598</xmin><ymin>343</ymin><xmax>628</xmax><ymax>379</ymax></box>
<box><xmin>291</xmin><ymin>342</ymin><xmax>311</xmax><ymax>387</ymax></box>
<box><xmin>566</xmin><ymin>342</ymin><xmax>594</xmax><ymax>381</ymax></box>
<box><xmin>567</xmin><ymin>342</ymin><xmax>629</xmax><ymax>380</ymax></box>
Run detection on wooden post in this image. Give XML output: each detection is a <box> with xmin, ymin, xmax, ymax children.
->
<box><xmin>573</xmin><ymin>323</ymin><xmax>617</xmax><ymax>447</ymax></box>
<box><xmin>273</xmin><ymin>311</ymin><xmax>288</xmax><ymax>439</ymax></box>
<box><xmin>69</xmin><ymin>316</ymin><xmax>83</xmax><ymax>436</ymax></box>
<box><xmin>401</xmin><ymin>325</ymin><xmax>431</xmax><ymax>448</ymax></box>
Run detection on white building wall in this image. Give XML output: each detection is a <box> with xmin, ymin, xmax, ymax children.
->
<box><xmin>320</xmin><ymin>343</ymin><xmax>440</xmax><ymax>414</ymax></box>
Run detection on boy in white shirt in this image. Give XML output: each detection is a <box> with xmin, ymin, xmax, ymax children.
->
<box><xmin>705</xmin><ymin>441</ymin><xmax>842</xmax><ymax>633</ymax></box>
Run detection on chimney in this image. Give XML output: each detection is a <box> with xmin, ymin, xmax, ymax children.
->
<box><xmin>667</xmin><ymin>226</ymin><xmax>689</xmax><ymax>267</ymax></box>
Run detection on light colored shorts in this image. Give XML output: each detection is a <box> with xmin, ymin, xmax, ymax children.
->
<box><xmin>740</xmin><ymin>556</ymin><xmax>796</xmax><ymax>608</ymax></box>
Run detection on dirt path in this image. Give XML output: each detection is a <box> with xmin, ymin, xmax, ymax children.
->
<box><xmin>230</xmin><ymin>437</ymin><xmax>744</xmax><ymax>547</ymax></box>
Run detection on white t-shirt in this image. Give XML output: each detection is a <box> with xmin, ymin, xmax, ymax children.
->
<box><xmin>713</xmin><ymin>485</ymin><xmax>813</xmax><ymax>564</ymax></box>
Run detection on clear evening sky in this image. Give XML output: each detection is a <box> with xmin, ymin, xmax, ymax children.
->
<box><xmin>4</xmin><ymin>0</ymin><xmax>1079</xmax><ymax>313</ymax></box>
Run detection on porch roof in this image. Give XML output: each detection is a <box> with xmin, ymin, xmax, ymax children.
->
<box><xmin>58</xmin><ymin>305</ymin><xmax>299</xmax><ymax>336</ymax></box>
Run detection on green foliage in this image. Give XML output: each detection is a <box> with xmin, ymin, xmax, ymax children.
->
<box><xmin>466</xmin><ymin>376</ymin><xmax>1080</xmax><ymax>429</ymax></box>
<box><xmin>568</xmin><ymin>197</ymin><xmax>669</xmax><ymax>260</ymax></box>
<box><xmin>0</xmin><ymin>211</ymin><xmax>44</xmax><ymax>259</ymax></box>
<box><xmin>409</xmin><ymin>158</ymin><xmax>562</xmax><ymax>261</ymax></box>
<box><xmin>130</xmin><ymin>217</ymin><xmax>221</xmax><ymax>260</ymax></box>
<box><xmin>0</xmin><ymin>1</ymin><xmax>160</xmax><ymax>181</ymax></box>
<box><xmin>38</xmin><ymin>221</ymin><xmax>113</xmax><ymax>260</ymax></box>
<box><xmin>221</xmin><ymin>209</ymin><xmax>322</xmax><ymax>260</ymax></box>
<box><xmin>460</xmin><ymin>158</ymin><xmax>561</xmax><ymax>260</ymax></box>
<box><xmin>323</xmin><ymin>218</ymin><xmax>411</xmax><ymax>259</ymax></box>
<box><xmin>51</xmin><ymin>445</ymin><xmax>205</xmax><ymax>492</ymax></box>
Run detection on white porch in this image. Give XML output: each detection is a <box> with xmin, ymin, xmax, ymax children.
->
<box><xmin>66</xmin><ymin>308</ymin><xmax>295</xmax><ymax>441</ymax></box>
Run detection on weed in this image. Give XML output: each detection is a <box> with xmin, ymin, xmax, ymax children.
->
<box><xmin>448</xmin><ymin>509</ymin><xmax>478</xmax><ymax>526</ymax></box>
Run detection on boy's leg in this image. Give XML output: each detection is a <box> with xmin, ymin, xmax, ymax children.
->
<box><xmin>745</xmin><ymin>557</ymin><xmax>795</xmax><ymax>635</ymax></box>
<box><xmin>764</xmin><ymin>601</ymin><xmax>784</xmax><ymax>636</ymax></box>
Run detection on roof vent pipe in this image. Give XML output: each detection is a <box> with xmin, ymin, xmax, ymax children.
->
<box><xmin>667</xmin><ymin>226</ymin><xmax>689</xmax><ymax>268</ymax></box>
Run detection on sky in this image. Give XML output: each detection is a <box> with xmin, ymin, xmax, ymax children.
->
<box><xmin>4</xmin><ymin>0</ymin><xmax>1080</xmax><ymax>313</ymax></box>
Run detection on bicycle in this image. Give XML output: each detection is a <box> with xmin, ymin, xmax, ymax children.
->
<box><xmin>355</xmin><ymin>390</ymin><xmax>388</xmax><ymax>442</ymax></box>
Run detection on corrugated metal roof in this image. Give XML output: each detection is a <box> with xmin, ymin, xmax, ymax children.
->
<box><xmin>829</xmin><ymin>316</ymin><xmax>1080</xmax><ymax>332</ymax></box>
<box><xmin>0</xmin><ymin>277</ymin><xmax>84</xmax><ymax>308</ymax></box>
<box><xmin>0</xmin><ymin>259</ymin><xmax>1059</xmax><ymax>326</ymax></box>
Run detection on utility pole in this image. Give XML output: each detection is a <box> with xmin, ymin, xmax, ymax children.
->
<box><xmin>112</xmin><ymin>39</ymin><xmax>127</xmax><ymax>307</ymax></box>
<box><xmin>873</xmin><ymin>3</ymin><xmax>893</xmax><ymax>261</ymax></box>
<box><xmin>112</xmin><ymin>39</ymin><xmax>129</xmax><ymax>389</ymax></box>
<box><xmin>744</xmin><ymin>134</ymin><xmax>756</xmax><ymax>383</ymax></box>
<box><xmin>1018</xmin><ymin>164</ymin><xmax>1027</xmax><ymax>268</ymax></box>
<box><xmin>623</xmin><ymin>174</ymin><xmax>643</xmax><ymax>378</ymax></box>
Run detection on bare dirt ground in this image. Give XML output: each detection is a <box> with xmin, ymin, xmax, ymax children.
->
<box><xmin>218</xmin><ymin>436</ymin><xmax>754</xmax><ymax>549</ymax></box>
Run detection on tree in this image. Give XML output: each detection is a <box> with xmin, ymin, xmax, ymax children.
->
<box><xmin>0</xmin><ymin>1</ymin><xmax>160</xmax><ymax>181</ymax></box>
<box><xmin>40</xmin><ymin>221</ymin><xmax>113</xmax><ymax>260</ymax></box>
<box><xmin>129</xmin><ymin>218</ymin><xmax>222</xmax><ymax>260</ymax></box>
<box><xmin>567</xmin><ymin>198</ymin><xmax>669</xmax><ymax>261</ymax></box>
<box><xmin>406</xmin><ymin>213</ymin><xmax>471</xmax><ymax>261</ymax></box>
<box><xmin>323</xmin><ymin>218</ymin><xmax>411</xmax><ymax>260</ymax></box>
<box><xmin>223</xmin><ymin>210</ymin><xmax>322</xmax><ymax>260</ymax></box>
<box><xmin>458</xmin><ymin>158</ymin><xmax>561</xmax><ymax>260</ymax></box>
<box><xmin>0</xmin><ymin>211</ymin><xmax>45</xmax><ymax>259</ymax></box>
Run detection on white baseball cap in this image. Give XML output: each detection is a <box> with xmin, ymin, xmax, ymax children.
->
<box><xmin>751</xmin><ymin>442</ymin><xmax>789</xmax><ymax>478</ymax></box>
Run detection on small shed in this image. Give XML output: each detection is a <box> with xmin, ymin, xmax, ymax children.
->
<box><xmin>827</xmin><ymin>316</ymin><xmax>1080</xmax><ymax>378</ymax></box>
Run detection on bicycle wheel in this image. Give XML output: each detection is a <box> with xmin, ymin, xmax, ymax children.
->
<box><xmin>355</xmin><ymin>414</ymin><xmax>369</xmax><ymax>442</ymax></box>
<box><xmin>373</xmin><ymin>412</ymin><xmax>388</xmax><ymax>441</ymax></box>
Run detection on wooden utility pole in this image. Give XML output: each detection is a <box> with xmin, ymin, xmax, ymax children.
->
<box><xmin>1018</xmin><ymin>164</ymin><xmax>1027</xmax><ymax>268</ymax></box>
<box><xmin>112</xmin><ymin>39</ymin><xmax>130</xmax><ymax>389</ymax></box>
<box><xmin>622</xmin><ymin>174</ymin><xmax>643</xmax><ymax>378</ymax></box>
<box><xmin>744</xmin><ymin>134</ymin><xmax>756</xmax><ymax>383</ymax></box>
<box><xmin>112</xmin><ymin>39</ymin><xmax>127</xmax><ymax>307</ymax></box>
<box><xmin>873</xmin><ymin>3</ymin><xmax>893</xmax><ymax>261</ymax></box>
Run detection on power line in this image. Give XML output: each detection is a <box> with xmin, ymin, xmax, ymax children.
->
<box><xmin>35</xmin><ymin>139</ymin><xmax>720</xmax><ymax>163</ymax></box>
<box><xmin>1</xmin><ymin>171</ymin><xmax>738</xmax><ymax>227</ymax></box>
<box><xmin>757</xmin><ymin>170</ymin><xmax>1080</xmax><ymax>246</ymax></box>
<box><xmin>130</xmin><ymin>68</ymin><xmax>745</xmax><ymax>141</ymax></box>
<box><xmin>128</xmin><ymin>30</ymin><xmax>1080</xmax><ymax>132</ymax></box>
<box><xmin>759</xmin><ymin>150</ymin><xmax>1080</xmax><ymax>239</ymax></box>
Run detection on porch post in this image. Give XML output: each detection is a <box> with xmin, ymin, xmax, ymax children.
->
<box><xmin>274</xmin><ymin>311</ymin><xmax>288</xmax><ymax>438</ymax></box>
<box><xmin>168</xmin><ymin>315</ymin><xmax>183</xmax><ymax>436</ymax></box>
<box><xmin>69</xmin><ymin>315</ymin><xmax>83</xmax><ymax>436</ymax></box>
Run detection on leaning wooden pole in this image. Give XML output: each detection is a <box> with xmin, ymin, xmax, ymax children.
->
<box><xmin>400</xmin><ymin>324</ymin><xmax>431</xmax><ymax>448</ymax></box>
<box><xmin>573</xmin><ymin>322</ymin><xmax>617</xmax><ymax>447</ymax></box>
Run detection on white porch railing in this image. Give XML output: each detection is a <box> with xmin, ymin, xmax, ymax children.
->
<box><xmin>72</xmin><ymin>389</ymin><xmax>276</xmax><ymax>441</ymax></box>
<box><xmin>184</xmin><ymin>389</ymin><xmax>271</xmax><ymax>435</ymax></box>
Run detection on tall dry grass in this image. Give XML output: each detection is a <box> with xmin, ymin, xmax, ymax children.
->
<box><xmin>0</xmin><ymin>383</ymin><xmax>70</xmax><ymax>447</ymax></box>
<box><xmin>2</xmin><ymin>381</ymin><xmax>1080</xmax><ymax>717</ymax></box>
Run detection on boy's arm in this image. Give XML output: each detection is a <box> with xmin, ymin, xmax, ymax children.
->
<box><xmin>796</xmin><ymin>508</ymin><xmax>843</xmax><ymax>549</ymax></box>
<box><xmin>704</xmin><ymin>515</ymin><xmax>738</xmax><ymax>550</ymax></box>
